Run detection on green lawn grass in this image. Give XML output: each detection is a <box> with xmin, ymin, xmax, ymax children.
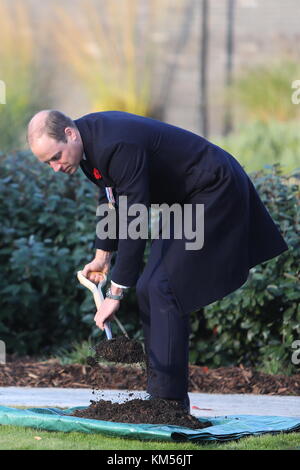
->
<box><xmin>0</xmin><ymin>425</ymin><xmax>299</xmax><ymax>450</ymax></box>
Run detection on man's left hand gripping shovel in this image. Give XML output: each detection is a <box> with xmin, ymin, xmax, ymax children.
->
<box><xmin>77</xmin><ymin>270</ymin><xmax>129</xmax><ymax>340</ymax></box>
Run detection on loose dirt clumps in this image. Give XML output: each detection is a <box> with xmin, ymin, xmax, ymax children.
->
<box><xmin>72</xmin><ymin>397</ymin><xmax>211</xmax><ymax>430</ymax></box>
<box><xmin>78</xmin><ymin>337</ymin><xmax>212</xmax><ymax>429</ymax></box>
<box><xmin>91</xmin><ymin>336</ymin><xmax>146</xmax><ymax>365</ymax></box>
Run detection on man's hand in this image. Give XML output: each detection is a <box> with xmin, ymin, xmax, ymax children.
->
<box><xmin>82</xmin><ymin>249</ymin><xmax>112</xmax><ymax>283</ymax></box>
<box><xmin>94</xmin><ymin>298</ymin><xmax>120</xmax><ymax>331</ymax></box>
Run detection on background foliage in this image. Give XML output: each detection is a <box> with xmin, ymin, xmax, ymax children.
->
<box><xmin>0</xmin><ymin>152</ymin><xmax>299</xmax><ymax>374</ymax></box>
<box><xmin>0</xmin><ymin>1</ymin><xmax>53</xmax><ymax>152</ymax></box>
<box><xmin>216</xmin><ymin>120</ymin><xmax>300</xmax><ymax>173</ymax></box>
<box><xmin>226</xmin><ymin>60</ymin><xmax>300</xmax><ymax>124</ymax></box>
<box><xmin>0</xmin><ymin>151</ymin><xmax>98</xmax><ymax>355</ymax></box>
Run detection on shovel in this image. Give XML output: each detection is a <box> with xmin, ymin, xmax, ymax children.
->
<box><xmin>77</xmin><ymin>270</ymin><xmax>145</xmax><ymax>365</ymax></box>
<box><xmin>77</xmin><ymin>270</ymin><xmax>129</xmax><ymax>340</ymax></box>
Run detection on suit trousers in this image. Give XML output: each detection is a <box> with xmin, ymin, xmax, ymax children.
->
<box><xmin>136</xmin><ymin>239</ymin><xmax>190</xmax><ymax>400</ymax></box>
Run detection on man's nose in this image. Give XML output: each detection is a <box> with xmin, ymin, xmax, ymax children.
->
<box><xmin>50</xmin><ymin>161</ymin><xmax>62</xmax><ymax>172</ymax></box>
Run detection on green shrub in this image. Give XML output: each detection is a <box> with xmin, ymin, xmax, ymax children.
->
<box><xmin>54</xmin><ymin>339</ymin><xmax>95</xmax><ymax>365</ymax></box>
<box><xmin>190</xmin><ymin>164</ymin><xmax>300</xmax><ymax>374</ymax></box>
<box><xmin>226</xmin><ymin>60</ymin><xmax>300</xmax><ymax>123</ymax></box>
<box><xmin>0</xmin><ymin>151</ymin><xmax>99</xmax><ymax>355</ymax></box>
<box><xmin>215</xmin><ymin>120</ymin><xmax>300</xmax><ymax>173</ymax></box>
<box><xmin>0</xmin><ymin>151</ymin><xmax>144</xmax><ymax>356</ymax></box>
<box><xmin>0</xmin><ymin>151</ymin><xmax>299</xmax><ymax>374</ymax></box>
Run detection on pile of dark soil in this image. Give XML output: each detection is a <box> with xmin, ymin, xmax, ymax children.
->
<box><xmin>73</xmin><ymin>397</ymin><xmax>211</xmax><ymax>430</ymax></box>
<box><xmin>91</xmin><ymin>336</ymin><xmax>146</xmax><ymax>365</ymax></box>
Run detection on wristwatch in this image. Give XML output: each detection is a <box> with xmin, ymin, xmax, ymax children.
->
<box><xmin>105</xmin><ymin>287</ymin><xmax>124</xmax><ymax>301</ymax></box>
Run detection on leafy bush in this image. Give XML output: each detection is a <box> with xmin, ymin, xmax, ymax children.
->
<box><xmin>54</xmin><ymin>339</ymin><xmax>95</xmax><ymax>365</ymax></box>
<box><xmin>226</xmin><ymin>60</ymin><xmax>300</xmax><ymax>123</ymax></box>
<box><xmin>0</xmin><ymin>151</ymin><xmax>100</xmax><ymax>355</ymax></box>
<box><xmin>1</xmin><ymin>152</ymin><xmax>299</xmax><ymax>374</ymax></box>
<box><xmin>0</xmin><ymin>150</ymin><xmax>144</xmax><ymax>356</ymax></box>
<box><xmin>215</xmin><ymin>120</ymin><xmax>300</xmax><ymax>173</ymax></box>
<box><xmin>190</xmin><ymin>164</ymin><xmax>300</xmax><ymax>374</ymax></box>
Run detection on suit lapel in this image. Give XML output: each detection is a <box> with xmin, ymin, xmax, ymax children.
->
<box><xmin>80</xmin><ymin>159</ymin><xmax>102</xmax><ymax>188</ymax></box>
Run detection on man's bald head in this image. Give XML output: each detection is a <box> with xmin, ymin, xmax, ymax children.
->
<box><xmin>27</xmin><ymin>110</ymin><xmax>83</xmax><ymax>175</ymax></box>
<box><xmin>27</xmin><ymin>110</ymin><xmax>76</xmax><ymax>147</ymax></box>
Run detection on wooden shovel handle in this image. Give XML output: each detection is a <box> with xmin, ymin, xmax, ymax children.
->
<box><xmin>77</xmin><ymin>270</ymin><xmax>112</xmax><ymax>339</ymax></box>
<box><xmin>77</xmin><ymin>270</ymin><xmax>106</xmax><ymax>310</ymax></box>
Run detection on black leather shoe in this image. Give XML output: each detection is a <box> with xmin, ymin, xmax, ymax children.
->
<box><xmin>175</xmin><ymin>394</ymin><xmax>190</xmax><ymax>413</ymax></box>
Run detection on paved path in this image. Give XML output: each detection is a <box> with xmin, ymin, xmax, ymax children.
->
<box><xmin>0</xmin><ymin>387</ymin><xmax>299</xmax><ymax>418</ymax></box>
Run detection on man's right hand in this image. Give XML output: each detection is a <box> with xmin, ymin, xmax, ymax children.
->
<box><xmin>82</xmin><ymin>249</ymin><xmax>112</xmax><ymax>284</ymax></box>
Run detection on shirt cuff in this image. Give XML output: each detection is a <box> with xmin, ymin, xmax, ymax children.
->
<box><xmin>111</xmin><ymin>280</ymin><xmax>130</xmax><ymax>289</ymax></box>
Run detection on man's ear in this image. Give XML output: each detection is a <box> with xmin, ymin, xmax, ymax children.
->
<box><xmin>65</xmin><ymin>126</ymin><xmax>76</xmax><ymax>140</ymax></box>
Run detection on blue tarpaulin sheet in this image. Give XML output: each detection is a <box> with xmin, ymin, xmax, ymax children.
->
<box><xmin>0</xmin><ymin>406</ymin><xmax>300</xmax><ymax>442</ymax></box>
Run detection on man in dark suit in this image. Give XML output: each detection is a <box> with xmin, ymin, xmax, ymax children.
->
<box><xmin>27</xmin><ymin>109</ymin><xmax>288</xmax><ymax>412</ymax></box>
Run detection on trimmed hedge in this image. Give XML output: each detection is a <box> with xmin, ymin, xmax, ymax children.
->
<box><xmin>0</xmin><ymin>152</ymin><xmax>299</xmax><ymax>372</ymax></box>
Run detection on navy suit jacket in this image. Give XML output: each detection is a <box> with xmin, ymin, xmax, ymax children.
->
<box><xmin>75</xmin><ymin>111</ymin><xmax>288</xmax><ymax>314</ymax></box>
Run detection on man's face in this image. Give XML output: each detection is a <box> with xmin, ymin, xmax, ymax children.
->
<box><xmin>31</xmin><ymin>127</ymin><xmax>83</xmax><ymax>175</ymax></box>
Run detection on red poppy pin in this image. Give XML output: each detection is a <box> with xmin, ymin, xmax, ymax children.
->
<box><xmin>93</xmin><ymin>168</ymin><xmax>102</xmax><ymax>180</ymax></box>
